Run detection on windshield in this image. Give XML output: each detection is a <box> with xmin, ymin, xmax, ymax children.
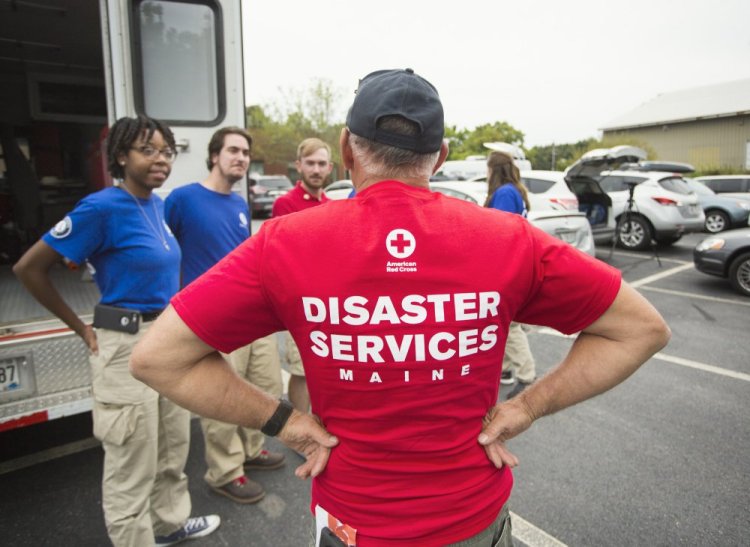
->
<box><xmin>658</xmin><ymin>176</ymin><xmax>693</xmax><ymax>195</ymax></box>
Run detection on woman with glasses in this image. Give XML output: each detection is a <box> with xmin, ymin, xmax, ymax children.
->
<box><xmin>13</xmin><ymin>115</ymin><xmax>220</xmax><ymax>546</ymax></box>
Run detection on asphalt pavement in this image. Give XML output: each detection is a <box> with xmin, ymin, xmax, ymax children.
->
<box><xmin>1</xmin><ymin>232</ymin><xmax>748</xmax><ymax>546</ymax></box>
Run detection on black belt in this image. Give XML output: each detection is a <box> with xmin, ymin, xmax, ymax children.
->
<box><xmin>141</xmin><ymin>310</ymin><xmax>163</xmax><ymax>322</ymax></box>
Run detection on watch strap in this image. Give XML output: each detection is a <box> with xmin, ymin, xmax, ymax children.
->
<box><xmin>260</xmin><ymin>399</ymin><xmax>294</xmax><ymax>436</ymax></box>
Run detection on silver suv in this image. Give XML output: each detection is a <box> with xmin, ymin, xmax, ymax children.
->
<box><xmin>566</xmin><ymin>146</ymin><xmax>705</xmax><ymax>250</ymax></box>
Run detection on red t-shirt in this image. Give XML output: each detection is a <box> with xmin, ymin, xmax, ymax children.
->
<box><xmin>173</xmin><ymin>181</ymin><xmax>621</xmax><ymax>546</ymax></box>
<box><xmin>272</xmin><ymin>180</ymin><xmax>329</xmax><ymax>217</ymax></box>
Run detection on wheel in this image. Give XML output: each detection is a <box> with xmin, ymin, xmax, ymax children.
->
<box><xmin>728</xmin><ymin>252</ymin><xmax>750</xmax><ymax>297</ymax></box>
<box><xmin>704</xmin><ymin>209</ymin><xmax>730</xmax><ymax>233</ymax></box>
<box><xmin>617</xmin><ymin>215</ymin><xmax>652</xmax><ymax>251</ymax></box>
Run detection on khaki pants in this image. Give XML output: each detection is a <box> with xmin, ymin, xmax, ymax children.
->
<box><xmin>201</xmin><ymin>334</ymin><xmax>282</xmax><ymax>487</ymax></box>
<box><xmin>284</xmin><ymin>331</ymin><xmax>304</xmax><ymax>376</ymax></box>
<box><xmin>502</xmin><ymin>323</ymin><xmax>536</xmax><ymax>384</ymax></box>
<box><xmin>91</xmin><ymin>325</ymin><xmax>191</xmax><ymax>546</ymax></box>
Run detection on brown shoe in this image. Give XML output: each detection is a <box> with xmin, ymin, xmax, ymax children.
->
<box><xmin>211</xmin><ymin>475</ymin><xmax>265</xmax><ymax>504</ymax></box>
<box><xmin>244</xmin><ymin>449</ymin><xmax>285</xmax><ymax>470</ymax></box>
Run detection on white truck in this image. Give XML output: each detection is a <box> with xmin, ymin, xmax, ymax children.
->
<box><xmin>0</xmin><ymin>0</ymin><xmax>246</xmax><ymax>431</ymax></box>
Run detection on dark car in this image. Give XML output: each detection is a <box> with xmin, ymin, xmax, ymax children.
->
<box><xmin>694</xmin><ymin>228</ymin><xmax>750</xmax><ymax>296</ymax></box>
<box><xmin>685</xmin><ymin>179</ymin><xmax>750</xmax><ymax>233</ymax></box>
<box><xmin>249</xmin><ymin>175</ymin><xmax>293</xmax><ymax>218</ymax></box>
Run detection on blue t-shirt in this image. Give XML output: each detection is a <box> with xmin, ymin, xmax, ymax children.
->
<box><xmin>43</xmin><ymin>187</ymin><xmax>181</xmax><ymax>312</ymax></box>
<box><xmin>165</xmin><ymin>182</ymin><xmax>251</xmax><ymax>287</ymax></box>
<box><xmin>488</xmin><ymin>184</ymin><xmax>527</xmax><ymax>217</ymax></box>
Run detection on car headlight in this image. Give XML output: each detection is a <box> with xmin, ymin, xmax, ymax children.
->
<box><xmin>736</xmin><ymin>201</ymin><xmax>750</xmax><ymax>210</ymax></box>
<box><xmin>696</xmin><ymin>237</ymin><xmax>726</xmax><ymax>252</ymax></box>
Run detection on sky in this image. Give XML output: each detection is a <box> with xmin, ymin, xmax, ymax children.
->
<box><xmin>241</xmin><ymin>0</ymin><xmax>750</xmax><ymax>148</ymax></box>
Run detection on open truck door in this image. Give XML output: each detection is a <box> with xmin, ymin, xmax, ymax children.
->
<box><xmin>0</xmin><ymin>0</ymin><xmax>245</xmax><ymax>432</ymax></box>
<box><xmin>102</xmin><ymin>0</ymin><xmax>246</xmax><ymax>197</ymax></box>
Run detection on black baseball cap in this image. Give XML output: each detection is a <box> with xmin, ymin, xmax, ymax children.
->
<box><xmin>346</xmin><ymin>68</ymin><xmax>444</xmax><ymax>154</ymax></box>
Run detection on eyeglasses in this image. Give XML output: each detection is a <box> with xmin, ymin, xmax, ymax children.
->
<box><xmin>131</xmin><ymin>145</ymin><xmax>178</xmax><ymax>162</ymax></box>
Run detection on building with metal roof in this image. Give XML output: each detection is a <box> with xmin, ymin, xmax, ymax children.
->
<box><xmin>600</xmin><ymin>79</ymin><xmax>750</xmax><ymax>172</ymax></box>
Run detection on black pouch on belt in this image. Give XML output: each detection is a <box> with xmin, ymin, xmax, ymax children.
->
<box><xmin>93</xmin><ymin>304</ymin><xmax>140</xmax><ymax>334</ymax></box>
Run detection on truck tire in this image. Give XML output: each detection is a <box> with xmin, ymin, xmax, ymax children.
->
<box><xmin>704</xmin><ymin>209</ymin><xmax>729</xmax><ymax>233</ymax></box>
<box><xmin>617</xmin><ymin>215</ymin><xmax>652</xmax><ymax>251</ymax></box>
<box><xmin>728</xmin><ymin>252</ymin><xmax>750</xmax><ymax>297</ymax></box>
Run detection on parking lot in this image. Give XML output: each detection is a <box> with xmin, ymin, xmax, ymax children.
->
<box><xmin>1</xmin><ymin>232</ymin><xmax>748</xmax><ymax>546</ymax></box>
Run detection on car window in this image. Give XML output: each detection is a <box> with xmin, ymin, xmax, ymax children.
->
<box><xmin>687</xmin><ymin>180</ymin><xmax>714</xmax><ymax>196</ymax></box>
<box><xmin>599</xmin><ymin>176</ymin><xmax>627</xmax><ymax>192</ymax></box>
<box><xmin>706</xmin><ymin>178</ymin><xmax>748</xmax><ymax>192</ymax></box>
<box><xmin>600</xmin><ymin>176</ymin><xmax>646</xmax><ymax>192</ymax></box>
<box><xmin>658</xmin><ymin>177</ymin><xmax>693</xmax><ymax>195</ymax></box>
<box><xmin>431</xmin><ymin>187</ymin><xmax>478</xmax><ymax>204</ymax></box>
<box><xmin>521</xmin><ymin>177</ymin><xmax>555</xmax><ymax>194</ymax></box>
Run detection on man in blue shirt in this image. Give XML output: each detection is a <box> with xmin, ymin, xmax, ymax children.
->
<box><xmin>165</xmin><ymin>127</ymin><xmax>285</xmax><ymax>504</ymax></box>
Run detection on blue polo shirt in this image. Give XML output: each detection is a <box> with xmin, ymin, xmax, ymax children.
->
<box><xmin>165</xmin><ymin>182</ymin><xmax>251</xmax><ymax>287</ymax></box>
<box><xmin>43</xmin><ymin>187</ymin><xmax>181</xmax><ymax>313</ymax></box>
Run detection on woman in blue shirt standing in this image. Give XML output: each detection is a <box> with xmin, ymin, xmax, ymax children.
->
<box><xmin>484</xmin><ymin>151</ymin><xmax>536</xmax><ymax>399</ymax></box>
<box><xmin>484</xmin><ymin>150</ymin><xmax>529</xmax><ymax>216</ymax></box>
<box><xmin>14</xmin><ymin>116</ymin><xmax>219</xmax><ymax>546</ymax></box>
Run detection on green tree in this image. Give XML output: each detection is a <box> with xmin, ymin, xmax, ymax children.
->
<box><xmin>246</xmin><ymin>79</ymin><xmax>346</xmax><ymax>178</ymax></box>
<box><xmin>447</xmin><ymin>121</ymin><xmax>525</xmax><ymax>160</ymax></box>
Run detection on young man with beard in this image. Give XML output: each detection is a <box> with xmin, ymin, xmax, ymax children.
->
<box><xmin>272</xmin><ymin>138</ymin><xmax>334</xmax><ymax>413</ymax></box>
<box><xmin>133</xmin><ymin>70</ymin><xmax>670</xmax><ymax>546</ymax></box>
<box><xmin>165</xmin><ymin>127</ymin><xmax>285</xmax><ymax>505</ymax></box>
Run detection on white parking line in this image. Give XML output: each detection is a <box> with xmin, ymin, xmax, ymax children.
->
<box><xmin>654</xmin><ymin>352</ymin><xmax>750</xmax><ymax>382</ymax></box>
<box><xmin>639</xmin><ymin>285</ymin><xmax>750</xmax><ymax>307</ymax></box>
<box><xmin>536</xmin><ymin>328</ymin><xmax>750</xmax><ymax>382</ymax></box>
<box><xmin>511</xmin><ymin>512</ymin><xmax>569</xmax><ymax>547</ymax></box>
<box><xmin>629</xmin><ymin>263</ymin><xmax>694</xmax><ymax>287</ymax></box>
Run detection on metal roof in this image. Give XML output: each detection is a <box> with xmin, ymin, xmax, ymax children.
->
<box><xmin>600</xmin><ymin>78</ymin><xmax>750</xmax><ymax>131</ymax></box>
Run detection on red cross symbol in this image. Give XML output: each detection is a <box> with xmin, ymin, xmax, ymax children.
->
<box><xmin>391</xmin><ymin>233</ymin><xmax>412</xmax><ymax>253</ymax></box>
<box><xmin>386</xmin><ymin>229</ymin><xmax>416</xmax><ymax>258</ymax></box>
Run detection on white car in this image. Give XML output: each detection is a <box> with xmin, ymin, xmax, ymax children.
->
<box><xmin>429</xmin><ymin>181</ymin><xmax>596</xmax><ymax>257</ymax></box>
<box><xmin>471</xmin><ymin>170</ymin><xmax>615</xmax><ymax>245</ymax></box>
<box><xmin>566</xmin><ymin>146</ymin><xmax>705</xmax><ymax>250</ymax></box>
<box><xmin>324</xmin><ymin>179</ymin><xmax>355</xmax><ymax>200</ymax></box>
<box><xmin>470</xmin><ymin>171</ymin><xmax>578</xmax><ymax>211</ymax></box>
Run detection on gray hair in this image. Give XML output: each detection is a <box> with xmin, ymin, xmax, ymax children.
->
<box><xmin>348</xmin><ymin>116</ymin><xmax>440</xmax><ymax>180</ymax></box>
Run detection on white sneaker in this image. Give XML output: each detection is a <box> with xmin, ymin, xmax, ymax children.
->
<box><xmin>154</xmin><ymin>515</ymin><xmax>221</xmax><ymax>546</ymax></box>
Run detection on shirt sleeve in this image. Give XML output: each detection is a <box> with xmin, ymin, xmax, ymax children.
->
<box><xmin>42</xmin><ymin>196</ymin><xmax>106</xmax><ymax>265</ymax></box>
<box><xmin>515</xmin><ymin>224</ymin><xmax>622</xmax><ymax>334</ymax></box>
<box><xmin>171</xmin><ymin>223</ymin><xmax>285</xmax><ymax>352</ymax></box>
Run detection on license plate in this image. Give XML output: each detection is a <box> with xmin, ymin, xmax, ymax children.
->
<box><xmin>689</xmin><ymin>205</ymin><xmax>699</xmax><ymax>214</ymax></box>
<box><xmin>0</xmin><ymin>361</ymin><xmax>21</xmax><ymax>393</ymax></box>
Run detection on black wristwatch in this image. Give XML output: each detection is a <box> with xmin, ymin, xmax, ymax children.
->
<box><xmin>260</xmin><ymin>399</ymin><xmax>294</xmax><ymax>436</ymax></box>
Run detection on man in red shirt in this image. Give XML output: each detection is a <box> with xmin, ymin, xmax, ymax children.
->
<box><xmin>272</xmin><ymin>138</ymin><xmax>332</xmax><ymax>217</ymax></box>
<box><xmin>131</xmin><ymin>68</ymin><xmax>670</xmax><ymax>546</ymax></box>
<box><xmin>272</xmin><ymin>138</ymin><xmax>333</xmax><ymax>413</ymax></box>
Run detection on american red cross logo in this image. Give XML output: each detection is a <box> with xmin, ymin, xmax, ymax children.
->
<box><xmin>386</xmin><ymin>229</ymin><xmax>416</xmax><ymax>259</ymax></box>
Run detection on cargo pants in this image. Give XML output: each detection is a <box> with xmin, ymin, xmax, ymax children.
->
<box><xmin>90</xmin><ymin>323</ymin><xmax>191</xmax><ymax>546</ymax></box>
<box><xmin>502</xmin><ymin>322</ymin><xmax>536</xmax><ymax>384</ymax></box>
<box><xmin>201</xmin><ymin>333</ymin><xmax>283</xmax><ymax>488</ymax></box>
